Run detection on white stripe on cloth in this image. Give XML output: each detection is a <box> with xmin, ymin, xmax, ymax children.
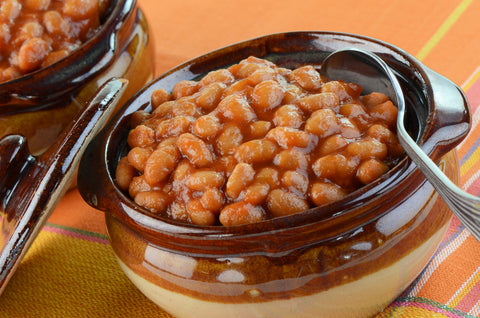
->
<box><xmin>446</xmin><ymin>265</ymin><xmax>480</xmax><ymax>307</ymax></box>
<box><xmin>407</xmin><ymin>229</ymin><xmax>470</xmax><ymax>296</ymax></box>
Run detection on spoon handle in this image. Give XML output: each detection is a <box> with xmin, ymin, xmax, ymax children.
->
<box><xmin>0</xmin><ymin>78</ymin><xmax>128</xmax><ymax>295</ymax></box>
<box><xmin>397</xmin><ymin>113</ymin><xmax>480</xmax><ymax>241</ymax></box>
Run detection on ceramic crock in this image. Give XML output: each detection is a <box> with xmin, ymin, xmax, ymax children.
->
<box><xmin>0</xmin><ymin>0</ymin><xmax>154</xmax><ymax>154</ymax></box>
<box><xmin>78</xmin><ymin>32</ymin><xmax>470</xmax><ymax>318</ymax></box>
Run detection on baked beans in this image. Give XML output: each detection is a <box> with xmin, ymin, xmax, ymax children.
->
<box><xmin>0</xmin><ymin>0</ymin><xmax>110</xmax><ymax>83</ymax></box>
<box><xmin>116</xmin><ymin>56</ymin><xmax>404</xmax><ymax>226</ymax></box>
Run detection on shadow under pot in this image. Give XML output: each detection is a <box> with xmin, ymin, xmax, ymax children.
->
<box><xmin>78</xmin><ymin>32</ymin><xmax>470</xmax><ymax>318</ymax></box>
<box><xmin>0</xmin><ymin>0</ymin><xmax>154</xmax><ymax>155</ymax></box>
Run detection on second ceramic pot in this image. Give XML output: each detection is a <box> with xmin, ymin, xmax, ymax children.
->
<box><xmin>0</xmin><ymin>0</ymin><xmax>154</xmax><ymax>154</ymax></box>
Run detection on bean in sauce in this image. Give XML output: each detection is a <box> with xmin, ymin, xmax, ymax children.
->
<box><xmin>116</xmin><ymin>56</ymin><xmax>404</xmax><ymax>226</ymax></box>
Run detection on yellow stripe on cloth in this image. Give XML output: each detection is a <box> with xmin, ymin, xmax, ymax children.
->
<box><xmin>0</xmin><ymin>229</ymin><xmax>169</xmax><ymax>317</ymax></box>
<box><xmin>416</xmin><ymin>0</ymin><xmax>474</xmax><ymax>61</ymax></box>
<box><xmin>462</xmin><ymin>65</ymin><xmax>480</xmax><ymax>92</ymax></box>
<box><xmin>461</xmin><ymin>141</ymin><xmax>480</xmax><ymax>172</ymax></box>
<box><xmin>447</xmin><ymin>267</ymin><xmax>480</xmax><ymax>308</ymax></box>
<box><xmin>378</xmin><ymin>306</ymin><xmax>460</xmax><ymax>317</ymax></box>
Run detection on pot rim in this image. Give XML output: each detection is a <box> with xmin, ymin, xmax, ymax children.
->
<box><xmin>78</xmin><ymin>31</ymin><xmax>471</xmax><ymax>248</ymax></box>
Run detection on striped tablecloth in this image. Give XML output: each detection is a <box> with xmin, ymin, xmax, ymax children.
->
<box><xmin>1</xmin><ymin>0</ymin><xmax>480</xmax><ymax>317</ymax></box>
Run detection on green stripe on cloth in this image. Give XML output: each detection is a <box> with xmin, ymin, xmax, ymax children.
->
<box><xmin>386</xmin><ymin>296</ymin><xmax>478</xmax><ymax>318</ymax></box>
<box><xmin>44</xmin><ymin>222</ymin><xmax>109</xmax><ymax>242</ymax></box>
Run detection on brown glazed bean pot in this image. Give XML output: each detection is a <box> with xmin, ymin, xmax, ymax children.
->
<box><xmin>78</xmin><ymin>32</ymin><xmax>471</xmax><ymax>318</ymax></box>
<box><xmin>0</xmin><ymin>0</ymin><xmax>154</xmax><ymax>155</ymax></box>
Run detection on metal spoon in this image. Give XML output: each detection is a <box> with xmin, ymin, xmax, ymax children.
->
<box><xmin>320</xmin><ymin>48</ymin><xmax>480</xmax><ymax>242</ymax></box>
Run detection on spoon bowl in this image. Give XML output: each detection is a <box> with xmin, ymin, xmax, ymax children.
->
<box><xmin>320</xmin><ymin>48</ymin><xmax>480</xmax><ymax>241</ymax></box>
